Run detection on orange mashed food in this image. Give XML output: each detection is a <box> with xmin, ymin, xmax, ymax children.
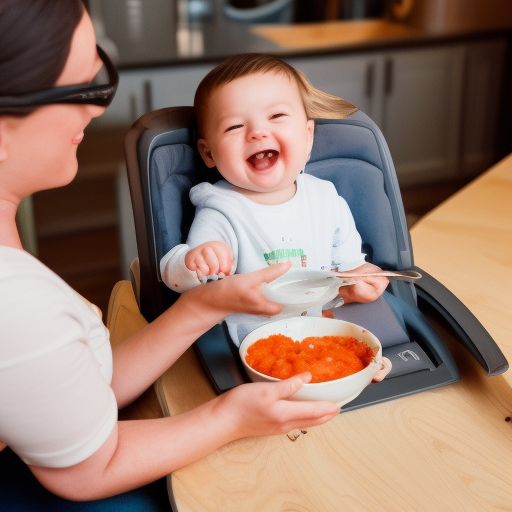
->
<box><xmin>245</xmin><ymin>334</ymin><xmax>374</xmax><ymax>383</ymax></box>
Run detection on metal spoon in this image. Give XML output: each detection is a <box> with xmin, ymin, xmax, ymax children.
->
<box><xmin>271</xmin><ymin>269</ymin><xmax>422</xmax><ymax>295</ymax></box>
<box><xmin>333</xmin><ymin>269</ymin><xmax>422</xmax><ymax>282</ymax></box>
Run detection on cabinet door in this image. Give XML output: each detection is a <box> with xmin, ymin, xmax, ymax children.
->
<box><xmin>91</xmin><ymin>70</ymin><xmax>150</xmax><ymax>128</ymax></box>
<box><xmin>381</xmin><ymin>46</ymin><xmax>464</xmax><ymax>185</ymax></box>
<box><xmin>91</xmin><ymin>63</ymin><xmax>216</xmax><ymax>128</ymax></box>
<box><xmin>287</xmin><ymin>54</ymin><xmax>385</xmax><ymax>127</ymax></box>
<box><xmin>150</xmin><ymin>63</ymin><xmax>216</xmax><ymax>110</ymax></box>
<box><xmin>461</xmin><ymin>38</ymin><xmax>506</xmax><ymax>176</ymax></box>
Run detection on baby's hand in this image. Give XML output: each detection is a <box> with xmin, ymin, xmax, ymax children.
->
<box><xmin>185</xmin><ymin>241</ymin><xmax>234</xmax><ymax>278</ymax></box>
<box><xmin>337</xmin><ymin>263</ymin><xmax>389</xmax><ymax>304</ymax></box>
<box><xmin>372</xmin><ymin>357</ymin><xmax>392</xmax><ymax>382</ymax></box>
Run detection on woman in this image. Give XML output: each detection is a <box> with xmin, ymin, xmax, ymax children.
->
<box><xmin>0</xmin><ymin>1</ymin><xmax>369</xmax><ymax>507</ymax></box>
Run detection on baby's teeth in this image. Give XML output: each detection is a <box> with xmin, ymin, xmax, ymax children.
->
<box><xmin>266</xmin><ymin>152</ymin><xmax>273</xmax><ymax>158</ymax></box>
<box><xmin>255</xmin><ymin>152</ymin><xmax>264</xmax><ymax>159</ymax></box>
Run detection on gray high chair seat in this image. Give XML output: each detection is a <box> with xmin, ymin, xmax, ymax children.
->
<box><xmin>124</xmin><ymin>106</ymin><xmax>508</xmax><ymax>411</ymax></box>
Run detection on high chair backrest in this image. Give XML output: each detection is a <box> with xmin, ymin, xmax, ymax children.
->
<box><xmin>125</xmin><ymin>106</ymin><xmax>413</xmax><ymax>322</ymax></box>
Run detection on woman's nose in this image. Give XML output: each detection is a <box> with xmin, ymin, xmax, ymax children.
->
<box><xmin>87</xmin><ymin>104</ymin><xmax>107</xmax><ymax>120</ymax></box>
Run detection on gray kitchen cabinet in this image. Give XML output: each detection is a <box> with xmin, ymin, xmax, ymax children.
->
<box><xmin>287</xmin><ymin>53</ymin><xmax>386</xmax><ymax>128</ymax></box>
<box><xmin>92</xmin><ymin>38</ymin><xmax>506</xmax><ymax>187</ymax></box>
<box><xmin>91</xmin><ymin>63</ymin><xmax>215</xmax><ymax>128</ymax></box>
<box><xmin>291</xmin><ymin>46</ymin><xmax>465</xmax><ymax>186</ymax></box>
<box><xmin>380</xmin><ymin>45</ymin><xmax>465</xmax><ymax>185</ymax></box>
<box><xmin>91</xmin><ymin>70</ymin><xmax>150</xmax><ymax>128</ymax></box>
<box><xmin>460</xmin><ymin>38</ymin><xmax>506</xmax><ymax>176</ymax></box>
<box><xmin>150</xmin><ymin>63</ymin><xmax>216</xmax><ymax>111</ymax></box>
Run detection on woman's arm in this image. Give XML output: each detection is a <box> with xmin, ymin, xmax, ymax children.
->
<box><xmin>31</xmin><ymin>373</ymin><xmax>339</xmax><ymax>501</ymax></box>
<box><xmin>28</xmin><ymin>262</ymin><xmax>341</xmax><ymax>500</ymax></box>
<box><xmin>110</xmin><ymin>262</ymin><xmax>291</xmax><ymax>408</ymax></box>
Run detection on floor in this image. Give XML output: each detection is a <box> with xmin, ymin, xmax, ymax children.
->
<box><xmin>31</xmin><ymin>127</ymin><xmax>473</xmax><ymax>317</ymax></box>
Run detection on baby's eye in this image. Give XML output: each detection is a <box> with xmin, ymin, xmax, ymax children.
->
<box><xmin>271</xmin><ymin>113</ymin><xmax>286</xmax><ymax>120</ymax></box>
<box><xmin>225</xmin><ymin>124</ymin><xmax>243</xmax><ymax>132</ymax></box>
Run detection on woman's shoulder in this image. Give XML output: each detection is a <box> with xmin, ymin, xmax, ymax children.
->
<box><xmin>0</xmin><ymin>246</ymin><xmax>47</xmax><ymax>279</ymax></box>
<box><xmin>0</xmin><ymin>246</ymin><xmax>98</xmax><ymax>325</ymax></box>
<box><xmin>0</xmin><ymin>247</ymin><xmax>110</xmax><ymax>370</ymax></box>
<box><xmin>1</xmin><ymin>246</ymin><xmax>66</xmax><ymax>286</ymax></box>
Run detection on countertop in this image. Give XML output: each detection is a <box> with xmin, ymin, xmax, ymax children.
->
<box><xmin>94</xmin><ymin>12</ymin><xmax>512</xmax><ymax>70</ymax></box>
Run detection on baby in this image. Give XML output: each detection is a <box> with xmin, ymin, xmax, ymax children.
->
<box><xmin>160</xmin><ymin>53</ymin><xmax>389</xmax><ymax>344</ymax></box>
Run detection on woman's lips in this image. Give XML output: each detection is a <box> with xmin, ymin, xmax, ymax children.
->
<box><xmin>72</xmin><ymin>131</ymin><xmax>84</xmax><ymax>145</ymax></box>
<box><xmin>247</xmin><ymin>150</ymin><xmax>279</xmax><ymax>170</ymax></box>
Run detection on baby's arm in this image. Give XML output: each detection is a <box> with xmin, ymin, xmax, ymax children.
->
<box><xmin>160</xmin><ymin>208</ymin><xmax>238</xmax><ymax>292</ymax></box>
<box><xmin>331</xmin><ymin>196</ymin><xmax>387</xmax><ymax>303</ymax></box>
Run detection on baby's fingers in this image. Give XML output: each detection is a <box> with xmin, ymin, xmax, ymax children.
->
<box><xmin>199</xmin><ymin>246</ymin><xmax>223</xmax><ymax>275</ymax></box>
<box><xmin>372</xmin><ymin>357</ymin><xmax>392</xmax><ymax>382</ymax></box>
<box><xmin>217</xmin><ymin>250</ymin><xmax>235</xmax><ymax>276</ymax></box>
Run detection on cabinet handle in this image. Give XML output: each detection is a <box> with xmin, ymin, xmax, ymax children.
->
<box><xmin>143</xmin><ymin>80</ymin><xmax>153</xmax><ymax>113</ymax></box>
<box><xmin>366</xmin><ymin>62</ymin><xmax>375</xmax><ymax>98</ymax></box>
<box><xmin>129</xmin><ymin>94</ymin><xmax>138</xmax><ymax>121</ymax></box>
<box><xmin>384</xmin><ymin>58</ymin><xmax>394</xmax><ymax>96</ymax></box>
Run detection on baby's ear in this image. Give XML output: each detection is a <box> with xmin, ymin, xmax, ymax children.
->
<box><xmin>0</xmin><ymin>119</ymin><xmax>9</xmax><ymax>162</ymax></box>
<box><xmin>306</xmin><ymin>119</ymin><xmax>315</xmax><ymax>156</ymax></box>
<box><xmin>197</xmin><ymin>139</ymin><xmax>216</xmax><ymax>168</ymax></box>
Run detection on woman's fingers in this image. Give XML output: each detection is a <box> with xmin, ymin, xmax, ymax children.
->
<box><xmin>256</xmin><ymin>261</ymin><xmax>292</xmax><ymax>284</ymax></box>
<box><xmin>275</xmin><ymin>372</ymin><xmax>311</xmax><ymax>400</ymax></box>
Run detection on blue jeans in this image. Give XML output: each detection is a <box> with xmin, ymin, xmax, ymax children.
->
<box><xmin>0</xmin><ymin>448</ymin><xmax>170</xmax><ymax>512</ymax></box>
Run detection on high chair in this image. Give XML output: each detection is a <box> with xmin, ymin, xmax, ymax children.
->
<box><xmin>123</xmin><ymin>106</ymin><xmax>508</xmax><ymax>411</ymax></box>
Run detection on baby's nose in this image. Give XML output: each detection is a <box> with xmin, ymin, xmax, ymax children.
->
<box><xmin>248</xmin><ymin>125</ymin><xmax>269</xmax><ymax>140</ymax></box>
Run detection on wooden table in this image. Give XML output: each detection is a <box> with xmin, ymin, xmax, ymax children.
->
<box><xmin>156</xmin><ymin>155</ymin><xmax>512</xmax><ymax>512</ymax></box>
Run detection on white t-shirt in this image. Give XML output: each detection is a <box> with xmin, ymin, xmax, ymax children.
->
<box><xmin>0</xmin><ymin>247</ymin><xmax>117</xmax><ymax>468</ymax></box>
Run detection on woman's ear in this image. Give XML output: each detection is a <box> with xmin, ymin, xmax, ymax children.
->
<box><xmin>197</xmin><ymin>138</ymin><xmax>216</xmax><ymax>168</ymax></box>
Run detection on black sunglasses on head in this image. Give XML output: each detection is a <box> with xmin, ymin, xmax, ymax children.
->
<box><xmin>0</xmin><ymin>45</ymin><xmax>119</xmax><ymax>115</ymax></box>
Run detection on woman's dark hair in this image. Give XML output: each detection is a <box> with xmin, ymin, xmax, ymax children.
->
<box><xmin>0</xmin><ymin>0</ymin><xmax>84</xmax><ymax>112</ymax></box>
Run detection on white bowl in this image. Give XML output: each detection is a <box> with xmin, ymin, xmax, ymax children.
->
<box><xmin>239</xmin><ymin>316</ymin><xmax>383</xmax><ymax>407</ymax></box>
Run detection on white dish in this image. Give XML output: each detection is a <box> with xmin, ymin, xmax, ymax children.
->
<box><xmin>240</xmin><ymin>316</ymin><xmax>383</xmax><ymax>406</ymax></box>
<box><xmin>261</xmin><ymin>268</ymin><xmax>353</xmax><ymax>315</ymax></box>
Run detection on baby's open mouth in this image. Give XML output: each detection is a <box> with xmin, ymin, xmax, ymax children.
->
<box><xmin>247</xmin><ymin>150</ymin><xmax>279</xmax><ymax>171</ymax></box>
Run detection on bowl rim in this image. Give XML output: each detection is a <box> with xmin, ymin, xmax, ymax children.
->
<box><xmin>239</xmin><ymin>317</ymin><xmax>383</xmax><ymax>387</ymax></box>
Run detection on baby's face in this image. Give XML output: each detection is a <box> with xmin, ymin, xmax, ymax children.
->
<box><xmin>197</xmin><ymin>71</ymin><xmax>314</xmax><ymax>204</ymax></box>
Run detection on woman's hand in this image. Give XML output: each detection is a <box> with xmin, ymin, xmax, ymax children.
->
<box><xmin>217</xmin><ymin>373</ymin><xmax>340</xmax><ymax>440</ymax></box>
<box><xmin>188</xmin><ymin>261</ymin><xmax>292</xmax><ymax>319</ymax></box>
<box><xmin>337</xmin><ymin>263</ymin><xmax>389</xmax><ymax>304</ymax></box>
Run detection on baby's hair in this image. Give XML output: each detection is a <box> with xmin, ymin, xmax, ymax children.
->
<box><xmin>194</xmin><ymin>53</ymin><xmax>358</xmax><ymax>135</ymax></box>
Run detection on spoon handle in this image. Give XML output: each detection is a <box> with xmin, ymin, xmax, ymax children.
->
<box><xmin>334</xmin><ymin>270</ymin><xmax>422</xmax><ymax>282</ymax></box>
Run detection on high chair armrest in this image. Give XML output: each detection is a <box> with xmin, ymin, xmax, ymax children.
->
<box><xmin>107</xmin><ymin>280</ymin><xmax>148</xmax><ymax>347</ymax></box>
<box><xmin>413</xmin><ymin>266</ymin><xmax>509</xmax><ymax>376</ymax></box>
